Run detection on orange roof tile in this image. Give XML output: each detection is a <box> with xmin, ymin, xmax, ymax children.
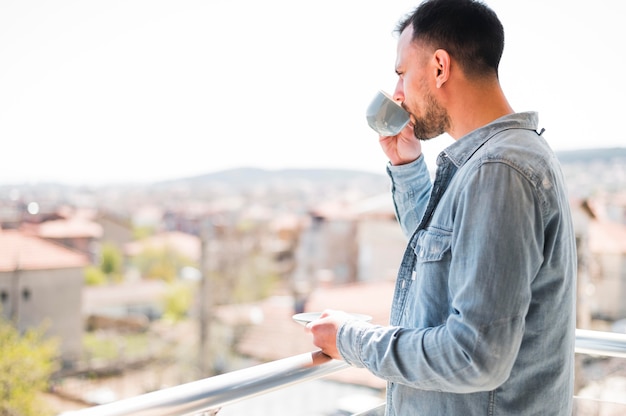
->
<box><xmin>124</xmin><ymin>231</ymin><xmax>200</xmax><ymax>261</ymax></box>
<box><xmin>34</xmin><ymin>218</ymin><xmax>103</xmax><ymax>239</ymax></box>
<box><xmin>0</xmin><ymin>229</ymin><xmax>90</xmax><ymax>272</ymax></box>
<box><xmin>589</xmin><ymin>219</ymin><xmax>626</xmax><ymax>254</ymax></box>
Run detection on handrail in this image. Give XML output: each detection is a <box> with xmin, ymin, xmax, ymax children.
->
<box><xmin>575</xmin><ymin>328</ymin><xmax>626</xmax><ymax>358</ymax></box>
<box><xmin>63</xmin><ymin>329</ymin><xmax>626</xmax><ymax>416</ymax></box>
<box><xmin>62</xmin><ymin>351</ymin><xmax>348</xmax><ymax>416</ymax></box>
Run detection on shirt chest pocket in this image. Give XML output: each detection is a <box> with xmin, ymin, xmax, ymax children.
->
<box><xmin>413</xmin><ymin>228</ymin><xmax>452</xmax><ymax>263</ymax></box>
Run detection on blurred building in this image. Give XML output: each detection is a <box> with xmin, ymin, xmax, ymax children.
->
<box><xmin>0</xmin><ymin>228</ymin><xmax>89</xmax><ymax>366</ymax></box>
<box><xmin>572</xmin><ymin>196</ymin><xmax>626</xmax><ymax>325</ymax></box>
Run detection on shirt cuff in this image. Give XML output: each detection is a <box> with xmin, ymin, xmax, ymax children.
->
<box><xmin>385</xmin><ymin>155</ymin><xmax>429</xmax><ymax>193</ymax></box>
<box><xmin>337</xmin><ymin>319</ymin><xmax>372</xmax><ymax>368</ymax></box>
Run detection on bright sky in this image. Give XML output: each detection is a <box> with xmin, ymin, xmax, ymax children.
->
<box><xmin>1</xmin><ymin>0</ymin><xmax>624</xmax><ymax>186</ymax></box>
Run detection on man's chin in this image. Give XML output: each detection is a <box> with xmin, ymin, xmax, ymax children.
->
<box><xmin>418</xmin><ymin>136</ymin><xmax>435</xmax><ymax>142</ymax></box>
<box><xmin>414</xmin><ymin>129</ymin><xmax>441</xmax><ymax>142</ymax></box>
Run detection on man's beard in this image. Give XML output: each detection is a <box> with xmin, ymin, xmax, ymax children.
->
<box><xmin>408</xmin><ymin>92</ymin><xmax>450</xmax><ymax>141</ymax></box>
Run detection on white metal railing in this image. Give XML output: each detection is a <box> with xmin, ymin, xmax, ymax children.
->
<box><xmin>61</xmin><ymin>351</ymin><xmax>348</xmax><ymax>416</ymax></box>
<box><xmin>573</xmin><ymin>329</ymin><xmax>626</xmax><ymax>358</ymax></box>
<box><xmin>62</xmin><ymin>329</ymin><xmax>626</xmax><ymax>416</ymax></box>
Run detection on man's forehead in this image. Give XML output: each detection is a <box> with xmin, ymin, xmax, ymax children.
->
<box><xmin>396</xmin><ymin>25</ymin><xmax>428</xmax><ymax>68</ymax></box>
<box><xmin>398</xmin><ymin>25</ymin><xmax>414</xmax><ymax>50</ymax></box>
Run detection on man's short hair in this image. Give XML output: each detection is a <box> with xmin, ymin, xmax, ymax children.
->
<box><xmin>396</xmin><ymin>0</ymin><xmax>505</xmax><ymax>78</ymax></box>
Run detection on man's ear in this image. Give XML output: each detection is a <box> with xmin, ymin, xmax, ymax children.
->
<box><xmin>433</xmin><ymin>49</ymin><xmax>450</xmax><ymax>88</ymax></box>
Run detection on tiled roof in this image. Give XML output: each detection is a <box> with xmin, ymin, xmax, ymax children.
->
<box><xmin>82</xmin><ymin>280</ymin><xmax>169</xmax><ymax>314</ymax></box>
<box><xmin>569</xmin><ymin>198</ymin><xmax>626</xmax><ymax>254</ymax></box>
<box><xmin>32</xmin><ymin>217</ymin><xmax>103</xmax><ymax>239</ymax></box>
<box><xmin>216</xmin><ymin>279</ymin><xmax>395</xmax><ymax>389</ymax></box>
<box><xmin>0</xmin><ymin>229</ymin><xmax>90</xmax><ymax>272</ymax></box>
<box><xmin>589</xmin><ymin>219</ymin><xmax>626</xmax><ymax>254</ymax></box>
<box><xmin>124</xmin><ymin>231</ymin><xmax>200</xmax><ymax>261</ymax></box>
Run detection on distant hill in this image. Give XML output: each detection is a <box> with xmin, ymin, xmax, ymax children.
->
<box><xmin>555</xmin><ymin>147</ymin><xmax>626</xmax><ymax>164</ymax></box>
<box><xmin>156</xmin><ymin>147</ymin><xmax>625</xmax><ymax>187</ymax></box>
<box><xmin>555</xmin><ymin>147</ymin><xmax>625</xmax><ymax>196</ymax></box>
<box><xmin>2</xmin><ymin>148</ymin><xmax>623</xmax><ymax>192</ymax></box>
<box><xmin>148</xmin><ymin>148</ymin><xmax>626</xmax><ymax>195</ymax></box>
<box><xmin>155</xmin><ymin>167</ymin><xmax>390</xmax><ymax>191</ymax></box>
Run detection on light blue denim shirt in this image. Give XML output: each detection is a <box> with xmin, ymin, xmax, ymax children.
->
<box><xmin>338</xmin><ymin>112</ymin><xmax>577</xmax><ymax>415</ymax></box>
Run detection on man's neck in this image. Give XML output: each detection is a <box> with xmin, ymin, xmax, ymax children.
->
<box><xmin>446</xmin><ymin>79</ymin><xmax>514</xmax><ymax>140</ymax></box>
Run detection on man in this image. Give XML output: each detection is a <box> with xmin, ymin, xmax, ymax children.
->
<box><xmin>306</xmin><ymin>0</ymin><xmax>577</xmax><ymax>414</ymax></box>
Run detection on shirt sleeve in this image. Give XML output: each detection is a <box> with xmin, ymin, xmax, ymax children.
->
<box><xmin>386</xmin><ymin>156</ymin><xmax>432</xmax><ymax>239</ymax></box>
<box><xmin>338</xmin><ymin>161</ymin><xmax>544</xmax><ymax>393</ymax></box>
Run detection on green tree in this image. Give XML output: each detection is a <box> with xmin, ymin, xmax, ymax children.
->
<box><xmin>132</xmin><ymin>225</ymin><xmax>155</xmax><ymax>240</ymax></box>
<box><xmin>132</xmin><ymin>247</ymin><xmax>194</xmax><ymax>282</ymax></box>
<box><xmin>84</xmin><ymin>265</ymin><xmax>107</xmax><ymax>286</ymax></box>
<box><xmin>100</xmin><ymin>242</ymin><xmax>124</xmax><ymax>282</ymax></box>
<box><xmin>84</xmin><ymin>243</ymin><xmax>124</xmax><ymax>285</ymax></box>
<box><xmin>162</xmin><ymin>282</ymin><xmax>193</xmax><ymax>322</ymax></box>
<box><xmin>0</xmin><ymin>317</ymin><xmax>59</xmax><ymax>416</ymax></box>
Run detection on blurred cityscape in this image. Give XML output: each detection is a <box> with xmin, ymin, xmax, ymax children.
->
<box><xmin>1</xmin><ymin>147</ymin><xmax>625</xmax><ymax>415</ymax></box>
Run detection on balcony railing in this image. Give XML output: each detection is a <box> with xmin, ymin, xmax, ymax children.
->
<box><xmin>62</xmin><ymin>329</ymin><xmax>626</xmax><ymax>416</ymax></box>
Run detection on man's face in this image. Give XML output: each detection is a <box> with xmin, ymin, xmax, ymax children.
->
<box><xmin>394</xmin><ymin>26</ymin><xmax>450</xmax><ymax>140</ymax></box>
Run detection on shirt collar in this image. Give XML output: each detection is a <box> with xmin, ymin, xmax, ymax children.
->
<box><xmin>439</xmin><ymin>111</ymin><xmax>540</xmax><ymax>168</ymax></box>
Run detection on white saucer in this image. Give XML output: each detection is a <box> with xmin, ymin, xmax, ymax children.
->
<box><xmin>292</xmin><ymin>312</ymin><xmax>372</xmax><ymax>326</ymax></box>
